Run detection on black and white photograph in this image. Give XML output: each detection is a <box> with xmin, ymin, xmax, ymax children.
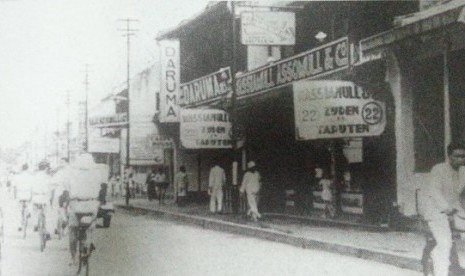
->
<box><xmin>0</xmin><ymin>0</ymin><xmax>464</xmax><ymax>275</ymax></box>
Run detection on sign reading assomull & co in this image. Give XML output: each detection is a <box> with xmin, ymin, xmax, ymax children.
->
<box><xmin>236</xmin><ymin>37</ymin><xmax>349</xmax><ymax>99</ymax></box>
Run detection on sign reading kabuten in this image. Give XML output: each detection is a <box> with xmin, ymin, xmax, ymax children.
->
<box><xmin>293</xmin><ymin>80</ymin><xmax>386</xmax><ymax>140</ymax></box>
<box><xmin>159</xmin><ymin>40</ymin><xmax>180</xmax><ymax>122</ymax></box>
<box><xmin>241</xmin><ymin>11</ymin><xmax>295</xmax><ymax>45</ymax></box>
<box><xmin>180</xmin><ymin>109</ymin><xmax>232</xmax><ymax>149</ymax></box>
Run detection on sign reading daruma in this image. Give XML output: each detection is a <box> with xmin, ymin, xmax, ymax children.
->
<box><xmin>293</xmin><ymin>80</ymin><xmax>386</xmax><ymax>140</ymax></box>
<box><xmin>159</xmin><ymin>40</ymin><xmax>180</xmax><ymax>122</ymax></box>
<box><xmin>180</xmin><ymin>109</ymin><xmax>232</xmax><ymax>149</ymax></box>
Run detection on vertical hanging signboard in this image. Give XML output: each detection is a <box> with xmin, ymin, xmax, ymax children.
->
<box><xmin>159</xmin><ymin>40</ymin><xmax>180</xmax><ymax>123</ymax></box>
<box><xmin>293</xmin><ymin>80</ymin><xmax>386</xmax><ymax>140</ymax></box>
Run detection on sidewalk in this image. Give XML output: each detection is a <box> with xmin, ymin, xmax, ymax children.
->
<box><xmin>114</xmin><ymin>197</ymin><xmax>425</xmax><ymax>272</ymax></box>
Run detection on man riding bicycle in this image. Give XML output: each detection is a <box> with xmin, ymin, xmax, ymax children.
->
<box><xmin>67</xmin><ymin>196</ymin><xmax>98</xmax><ymax>265</ymax></box>
<box><xmin>31</xmin><ymin>162</ymin><xmax>52</xmax><ymax>242</ymax></box>
<box><xmin>424</xmin><ymin>141</ymin><xmax>465</xmax><ymax>276</ymax></box>
<box><xmin>14</xmin><ymin>164</ymin><xmax>33</xmax><ymax>232</ymax></box>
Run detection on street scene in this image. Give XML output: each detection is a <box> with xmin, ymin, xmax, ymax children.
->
<box><xmin>2</xmin><ymin>0</ymin><xmax>465</xmax><ymax>275</ymax></box>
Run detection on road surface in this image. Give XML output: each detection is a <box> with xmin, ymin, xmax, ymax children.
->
<box><xmin>1</xmin><ymin>196</ymin><xmax>421</xmax><ymax>275</ymax></box>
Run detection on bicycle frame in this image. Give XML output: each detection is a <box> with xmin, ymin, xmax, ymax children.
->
<box><xmin>37</xmin><ymin>204</ymin><xmax>47</xmax><ymax>252</ymax></box>
<box><xmin>20</xmin><ymin>201</ymin><xmax>29</xmax><ymax>239</ymax></box>
<box><xmin>75</xmin><ymin>212</ymin><xmax>94</xmax><ymax>276</ymax></box>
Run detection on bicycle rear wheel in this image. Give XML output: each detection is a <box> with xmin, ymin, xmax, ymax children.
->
<box><xmin>22</xmin><ymin>216</ymin><xmax>28</xmax><ymax>239</ymax></box>
<box><xmin>39</xmin><ymin>213</ymin><xmax>46</xmax><ymax>252</ymax></box>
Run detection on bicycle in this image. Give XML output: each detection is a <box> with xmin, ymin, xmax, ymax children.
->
<box><xmin>36</xmin><ymin>203</ymin><xmax>48</xmax><ymax>252</ymax></box>
<box><xmin>422</xmin><ymin>210</ymin><xmax>465</xmax><ymax>276</ymax></box>
<box><xmin>75</xmin><ymin>212</ymin><xmax>95</xmax><ymax>276</ymax></box>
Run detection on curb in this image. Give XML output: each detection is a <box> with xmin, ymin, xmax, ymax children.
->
<box><xmin>116</xmin><ymin>204</ymin><xmax>422</xmax><ymax>272</ymax></box>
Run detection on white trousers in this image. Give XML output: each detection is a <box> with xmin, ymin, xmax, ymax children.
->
<box><xmin>428</xmin><ymin>217</ymin><xmax>452</xmax><ymax>276</ymax></box>
<box><xmin>246</xmin><ymin>192</ymin><xmax>261</xmax><ymax>219</ymax></box>
<box><xmin>209</xmin><ymin>187</ymin><xmax>223</xmax><ymax>213</ymax></box>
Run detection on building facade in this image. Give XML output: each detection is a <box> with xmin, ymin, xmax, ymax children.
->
<box><xmin>153</xmin><ymin>1</ymin><xmax>423</xmax><ymax>225</ymax></box>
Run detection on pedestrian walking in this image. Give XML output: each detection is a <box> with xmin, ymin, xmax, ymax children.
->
<box><xmin>146</xmin><ymin>168</ymin><xmax>157</xmax><ymax>201</ymax></box>
<box><xmin>109</xmin><ymin>175</ymin><xmax>116</xmax><ymax>198</ymax></box>
<box><xmin>208</xmin><ymin>163</ymin><xmax>226</xmax><ymax>213</ymax></box>
<box><xmin>154</xmin><ymin>168</ymin><xmax>168</xmax><ymax>204</ymax></box>
<box><xmin>175</xmin><ymin>166</ymin><xmax>188</xmax><ymax>207</ymax></box>
<box><xmin>124</xmin><ymin>168</ymin><xmax>133</xmax><ymax>206</ymax></box>
<box><xmin>240</xmin><ymin>161</ymin><xmax>262</xmax><ymax>221</ymax></box>
<box><xmin>116</xmin><ymin>176</ymin><xmax>122</xmax><ymax>199</ymax></box>
<box><xmin>320</xmin><ymin>171</ymin><xmax>335</xmax><ymax>219</ymax></box>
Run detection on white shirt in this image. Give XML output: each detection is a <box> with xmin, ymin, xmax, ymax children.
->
<box><xmin>423</xmin><ymin>162</ymin><xmax>465</xmax><ymax>220</ymax></box>
<box><xmin>240</xmin><ymin>171</ymin><xmax>261</xmax><ymax>194</ymax></box>
<box><xmin>209</xmin><ymin>166</ymin><xmax>226</xmax><ymax>189</ymax></box>
<box><xmin>154</xmin><ymin>173</ymin><xmax>166</xmax><ymax>183</ymax></box>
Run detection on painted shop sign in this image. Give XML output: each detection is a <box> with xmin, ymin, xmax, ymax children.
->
<box><xmin>180</xmin><ymin>109</ymin><xmax>232</xmax><ymax>149</ymax></box>
<box><xmin>236</xmin><ymin>37</ymin><xmax>349</xmax><ymax>99</ymax></box>
<box><xmin>130</xmin><ymin>135</ymin><xmax>164</xmax><ymax>165</ymax></box>
<box><xmin>241</xmin><ymin>11</ymin><xmax>296</xmax><ymax>45</ymax></box>
<box><xmin>159</xmin><ymin>40</ymin><xmax>180</xmax><ymax>122</ymax></box>
<box><xmin>88</xmin><ymin>113</ymin><xmax>128</xmax><ymax>128</ymax></box>
<box><xmin>87</xmin><ymin>137</ymin><xmax>120</xmax><ymax>153</ymax></box>
<box><xmin>293</xmin><ymin>80</ymin><xmax>386</xmax><ymax>140</ymax></box>
<box><xmin>180</xmin><ymin>67</ymin><xmax>232</xmax><ymax>107</ymax></box>
<box><xmin>150</xmin><ymin>135</ymin><xmax>174</xmax><ymax>149</ymax></box>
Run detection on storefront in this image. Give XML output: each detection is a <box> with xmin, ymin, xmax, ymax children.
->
<box><xmin>360</xmin><ymin>1</ymin><xmax>465</xmax><ymax>218</ymax></box>
<box><xmin>235</xmin><ymin>37</ymin><xmax>397</xmax><ymax>224</ymax></box>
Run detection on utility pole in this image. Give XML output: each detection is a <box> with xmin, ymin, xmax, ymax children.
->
<box><xmin>82</xmin><ymin>64</ymin><xmax>91</xmax><ymax>152</ymax></box>
<box><xmin>230</xmin><ymin>1</ymin><xmax>240</xmax><ymax>214</ymax></box>
<box><xmin>66</xmin><ymin>90</ymin><xmax>71</xmax><ymax>162</ymax></box>
<box><xmin>118</xmin><ymin>18</ymin><xmax>138</xmax><ymax>169</ymax></box>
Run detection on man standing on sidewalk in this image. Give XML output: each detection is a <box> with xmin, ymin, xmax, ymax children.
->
<box><xmin>424</xmin><ymin>141</ymin><xmax>465</xmax><ymax>276</ymax></box>
<box><xmin>208</xmin><ymin>162</ymin><xmax>226</xmax><ymax>214</ymax></box>
<box><xmin>240</xmin><ymin>161</ymin><xmax>262</xmax><ymax>221</ymax></box>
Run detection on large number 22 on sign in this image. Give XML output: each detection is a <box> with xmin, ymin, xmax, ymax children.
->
<box><xmin>301</xmin><ymin>106</ymin><xmax>318</xmax><ymax>122</ymax></box>
<box><xmin>362</xmin><ymin>102</ymin><xmax>383</xmax><ymax>125</ymax></box>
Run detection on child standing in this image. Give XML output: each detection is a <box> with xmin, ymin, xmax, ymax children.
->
<box><xmin>320</xmin><ymin>175</ymin><xmax>335</xmax><ymax>219</ymax></box>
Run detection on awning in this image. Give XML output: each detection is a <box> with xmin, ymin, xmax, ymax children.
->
<box><xmin>360</xmin><ymin>2</ymin><xmax>465</xmax><ymax>55</ymax></box>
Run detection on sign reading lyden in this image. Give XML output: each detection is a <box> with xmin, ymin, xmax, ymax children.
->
<box><xmin>159</xmin><ymin>40</ymin><xmax>180</xmax><ymax>122</ymax></box>
<box><xmin>180</xmin><ymin>109</ymin><xmax>232</xmax><ymax>149</ymax></box>
<box><xmin>89</xmin><ymin>113</ymin><xmax>128</xmax><ymax>128</ymax></box>
<box><xmin>180</xmin><ymin>67</ymin><xmax>232</xmax><ymax>107</ymax></box>
<box><xmin>236</xmin><ymin>37</ymin><xmax>349</xmax><ymax>99</ymax></box>
<box><xmin>293</xmin><ymin>80</ymin><xmax>386</xmax><ymax>140</ymax></box>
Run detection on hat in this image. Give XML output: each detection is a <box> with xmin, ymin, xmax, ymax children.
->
<box><xmin>247</xmin><ymin>161</ymin><xmax>256</xmax><ymax>169</ymax></box>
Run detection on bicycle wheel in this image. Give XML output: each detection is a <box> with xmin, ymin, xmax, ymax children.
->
<box><xmin>57</xmin><ymin>218</ymin><xmax>63</xmax><ymax>240</ymax></box>
<box><xmin>84</xmin><ymin>255</ymin><xmax>89</xmax><ymax>276</ymax></box>
<box><xmin>421</xmin><ymin>239</ymin><xmax>435</xmax><ymax>276</ymax></box>
<box><xmin>39</xmin><ymin>214</ymin><xmax>46</xmax><ymax>252</ymax></box>
<box><xmin>422</xmin><ymin>254</ymin><xmax>434</xmax><ymax>276</ymax></box>
<box><xmin>22</xmin><ymin>215</ymin><xmax>28</xmax><ymax>239</ymax></box>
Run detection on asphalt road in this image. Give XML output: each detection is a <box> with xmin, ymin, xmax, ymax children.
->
<box><xmin>1</xmin><ymin>194</ymin><xmax>421</xmax><ymax>276</ymax></box>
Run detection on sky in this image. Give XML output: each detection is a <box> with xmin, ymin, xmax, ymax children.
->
<box><xmin>0</xmin><ymin>0</ymin><xmax>211</xmax><ymax>149</ymax></box>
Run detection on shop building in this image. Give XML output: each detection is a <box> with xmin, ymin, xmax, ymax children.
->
<box><xmin>360</xmin><ymin>0</ymin><xmax>465</xmax><ymax>220</ymax></box>
<box><xmin>156</xmin><ymin>1</ymin><xmax>418</xmax><ymax>224</ymax></box>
